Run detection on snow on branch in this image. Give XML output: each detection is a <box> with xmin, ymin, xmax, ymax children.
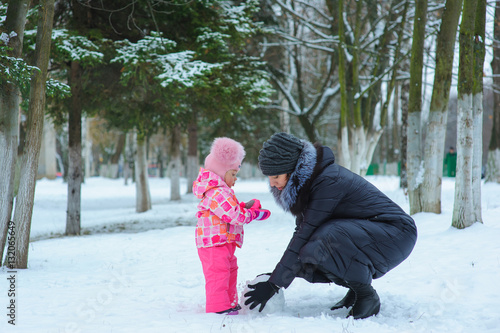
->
<box><xmin>49</xmin><ymin>29</ymin><xmax>104</xmax><ymax>64</ymax></box>
<box><xmin>157</xmin><ymin>51</ymin><xmax>221</xmax><ymax>87</ymax></box>
<box><xmin>112</xmin><ymin>32</ymin><xmax>221</xmax><ymax>88</ymax></box>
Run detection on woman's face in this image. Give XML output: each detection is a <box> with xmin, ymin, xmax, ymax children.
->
<box><xmin>268</xmin><ymin>174</ymin><xmax>289</xmax><ymax>191</ymax></box>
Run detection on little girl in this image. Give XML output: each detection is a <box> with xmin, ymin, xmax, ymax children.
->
<box><xmin>193</xmin><ymin>137</ymin><xmax>270</xmax><ymax>315</ymax></box>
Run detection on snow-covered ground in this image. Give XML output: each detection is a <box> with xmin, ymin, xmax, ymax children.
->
<box><xmin>1</xmin><ymin>175</ymin><xmax>500</xmax><ymax>333</ymax></box>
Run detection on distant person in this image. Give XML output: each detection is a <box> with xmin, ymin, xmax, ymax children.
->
<box><xmin>445</xmin><ymin>146</ymin><xmax>457</xmax><ymax>177</ymax></box>
<box><xmin>193</xmin><ymin>137</ymin><xmax>270</xmax><ymax>315</ymax></box>
<box><xmin>244</xmin><ymin>132</ymin><xmax>417</xmax><ymax>319</ymax></box>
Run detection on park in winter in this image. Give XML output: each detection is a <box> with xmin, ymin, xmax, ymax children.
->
<box><xmin>1</xmin><ymin>1</ymin><xmax>500</xmax><ymax>333</ymax></box>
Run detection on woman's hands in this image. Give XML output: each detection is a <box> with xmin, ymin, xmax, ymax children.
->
<box><xmin>244</xmin><ymin>280</ymin><xmax>280</xmax><ymax>312</ymax></box>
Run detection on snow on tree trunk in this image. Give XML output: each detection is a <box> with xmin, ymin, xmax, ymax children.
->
<box><xmin>339</xmin><ymin>126</ymin><xmax>351</xmax><ymax>169</ymax></box>
<box><xmin>421</xmin><ymin>0</ymin><xmax>462</xmax><ymax>214</ymax></box>
<box><xmin>453</xmin><ymin>94</ymin><xmax>474</xmax><ymax>228</ymax></box>
<box><xmin>66</xmin><ymin>61</ymin><xmax>83</xmax><ymax>236</ymax></box>
<box><xmin>170</xmin><ymin>126</ymin><xmax>182</xmax><ymax>201</ymax></box>
<box><xmin>407</xmin><ymin>112</ymin><xmax>423</xmax><ymax>214</ymax></box>
<box><xmin>472</xmin><ymin>92</ymin><xmax>483</xmax><ymax>223</ymax></box>
<box><xmin>135</xmin><ymin>134</ymin><xmax>151</xmax><ymax>213</ymax></box>
<box><xmin>453</xmin><ymin>0</ymin><xmax>479</xmax><ymax>229</ymax></box>
<box><xmin>471</xmin><ymin>0</ymin><xmax>486</xmax><ymax>224</ymax></box>
<box><xmin>337</xmin><ymin>0</ymin><xmax>350</xmax><ymax>170</ymax></box>
<box><xmin>186</xmin><ymin>118</ymin><xmax>198</xmax><ymax>194</ymax></box>
<box><xmin>421</xmin><ymin>111</ymin><xmax>447</xmax><ymax>213</ymax></box>
<box><xmin>349</xmin><ymin>126</ymin><xmax>366</xmax><ymax>175</ymax></box>
<box><xmin>407</xmin><ymin>0</ymin><xmax>427</xmax><ymax>215</ymax></box>
<box><xmin>9</xmin><ymin>0</ymin><xmax>55</xmax><ymax>268</ymax></box>
<box><xmin>363</xmin><ymin>130</ymin><xmax>383</xmax><ymax>177</ymax></box>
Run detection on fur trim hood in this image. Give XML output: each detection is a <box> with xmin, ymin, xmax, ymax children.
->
<box><xmin>270</xmin><ymin>140</ymin><xmax>318</xmax><ymax>214</ymax></box>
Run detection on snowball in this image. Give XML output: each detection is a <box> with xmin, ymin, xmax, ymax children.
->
<box><xmin>240</xmin><ymin>274</ymin><xmax>285</xmax><ymax>314</ymax></box>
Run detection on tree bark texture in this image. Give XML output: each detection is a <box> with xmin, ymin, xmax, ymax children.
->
<box><xmin>453</xmin><ymin>0</ymin><xmax>478</xmax><ymax>229</ymax></box>
<box><xmin>407</xmin><ymin>0</ymin><xmax>427</xmax><ymax>215</ymax></box>
<box><xmin>0</xmin><ymin>0</ymin><xmax>30</xmax><ymax>266</ymax></box>
<box><xmin>421</xmin><ymin>0</ymin><xmax>463</xmax><ymax>214</ymax></box>
<box><xmin>66</xmin><ymin>61</ymin><xmax>83</xmax><ymax>235</ymax></box>
<box><xmin>9</xmin><ymin>0</ymin><xmax>55</xmax><ymax>268</ymax></box>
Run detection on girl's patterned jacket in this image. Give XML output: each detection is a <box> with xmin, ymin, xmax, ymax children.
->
<box><xmin>193</xmin><ymin>168</ymin><xmax>254</xmax><ymax>248</ymax></box>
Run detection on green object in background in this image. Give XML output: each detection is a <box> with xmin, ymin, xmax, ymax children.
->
<box><xmin>366</xmin><ymin>163</ymin><xmax>379</xmax><ymax>175</ymax></box>
<box><xmin>444</xmin><ymin>147</ymin><xmax>457</xmax><ymax>177</ymax></box>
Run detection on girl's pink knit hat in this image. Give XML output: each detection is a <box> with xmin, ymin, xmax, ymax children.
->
<box><xmin>204</xmin><ymin>137</ymin><xmax>246</xmax><ymax>179</ymax></box>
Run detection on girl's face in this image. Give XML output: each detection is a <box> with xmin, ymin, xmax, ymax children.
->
<box><xmin>224</xmin><ymin>169</ymin><xmax>239</xmax><ymax>188</ymax></box>
<box><xmin>268</xmin><ymin>174</ymin><xmax>289</xmax><ymax>191</ymax></box>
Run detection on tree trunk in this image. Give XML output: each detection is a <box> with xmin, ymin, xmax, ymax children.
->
<box><xmin>38</xmin><ymin>115</ymin><xmax>57</xmax><ymax>179</ymax></box>
<box><xmin>349</xmin><ymin>0</ymin><xmax>364</xmax><ymax>175</ymax></box>
<box><xmin>84</xmin><ymin>117</ymin><xmax>93</xmax><ymax>178</ymax></box>
<box><xmin>135</xmin><ymin>133</ymin><xmax>151</xmax><ymax>212</ymax></box>
<box><xmin>170</xmin><ymin>125</ymin><xmax>182</xmax><ymax>201</ymax></box>
<box><xmin>400</xmin><ymin>77</ymin><xmax>410</xmax><ymax>190</ymax></box>
<box><xmin>453</xmin><ymin>0</ymin><xmax>478</xmax><ymax>229</ymax></box>
<box><xmin>337</xmin><ymin>0</ymin><xmax>407</xmax><ymax>176</ymax></box>
<box><xmin>391</xmin><ymin>83</ymin><xmax>400</xmax><ymax>164</ymax></box>
<box><xmin>337</xmin><ymin>0</ymin><xmax>351</xmax><ymax>169</ymax></box>
<box><xmin>421</xmin><ymin>0</ymin><xmax>463</xmax><ymax>213</ymax></box>
<box><xmin>186</xmin><ymin>115</ymin><xmax>198</xmax><ymax>194</ymax></box>
<box><xmin>487</xmin><ymin>1</ymin><xmax>500</xmax><ymax>183</ymax></box>
<box><xmin>124</xmin><ymin>131</ymin><xmax>135</xmax><ymax>185</ymax></box>
<box><xmin>66</xmin><ymin>61</ymin><xmax>83</xmax><ymax>236</ymax></box>
<box><xmin>106</xmin><ymin>132</ymin><xmax>126</xmax><ymax>178</ymax></box>
<box><xmin>0</xmin><ymin>0</ymin><xmax>29</xmax><ymax>265</ymax></box>
<box><xmin>384</xmin><ymin>0</ymin><xmax>409</xmax><ymax>168</ymax></box>
<box><xmin>472</xmin><ymin>0</ymin><xmax>486</xmax><ymax>223</ymax></box>
<box><xmin>9</xmin><ymin>0</ymin><xmax>55</xmax><ymax>268</ymax></box>
<box><xmin>407</xmin><ymin>0</ymin><xmax>428</xmax><ymax>215</ymax></box>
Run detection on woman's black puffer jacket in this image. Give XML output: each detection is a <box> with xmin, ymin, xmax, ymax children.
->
<box><xmin>268</xmin><ymin>142</ymin><xmax>417</xmax><ymax>288</ymax></box>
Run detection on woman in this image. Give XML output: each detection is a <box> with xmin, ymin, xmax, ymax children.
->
<box><xmin>244</xmin><ymin>132</ymin><xmax>417</xmax><ymax>319</ymax></box>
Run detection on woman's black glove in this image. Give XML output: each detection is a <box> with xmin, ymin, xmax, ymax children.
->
<box><xmin>244</xmin><ymin>280</ymin><xmax>280</xmax><ymax>312</ymax></box>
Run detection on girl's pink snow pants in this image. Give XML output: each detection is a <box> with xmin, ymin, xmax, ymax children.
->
<box><xmin>198</xmin><ymin>242</ymin><xmax>238</xmax><ymax>313</ymax></box>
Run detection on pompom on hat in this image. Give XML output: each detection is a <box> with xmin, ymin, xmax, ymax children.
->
<box><xmin>258</xmin><ymin>132</ymin><xmax>304</xmax><ymax>176</ymax></box>
<box><xmin>204</xmin><ymin>137</ymin><xmax>246</xmax><ymax>179</ymax></box>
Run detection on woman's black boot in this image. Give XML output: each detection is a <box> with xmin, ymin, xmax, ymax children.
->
<box><xmin>330</xmin><ymin>289</ymin><xmax>356</xmax><ymax>310</ymax></box>
<box><xmin>348</xmin><ymin>282</ymin><xmax>380</xmax><ymax>319</ymax></box>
